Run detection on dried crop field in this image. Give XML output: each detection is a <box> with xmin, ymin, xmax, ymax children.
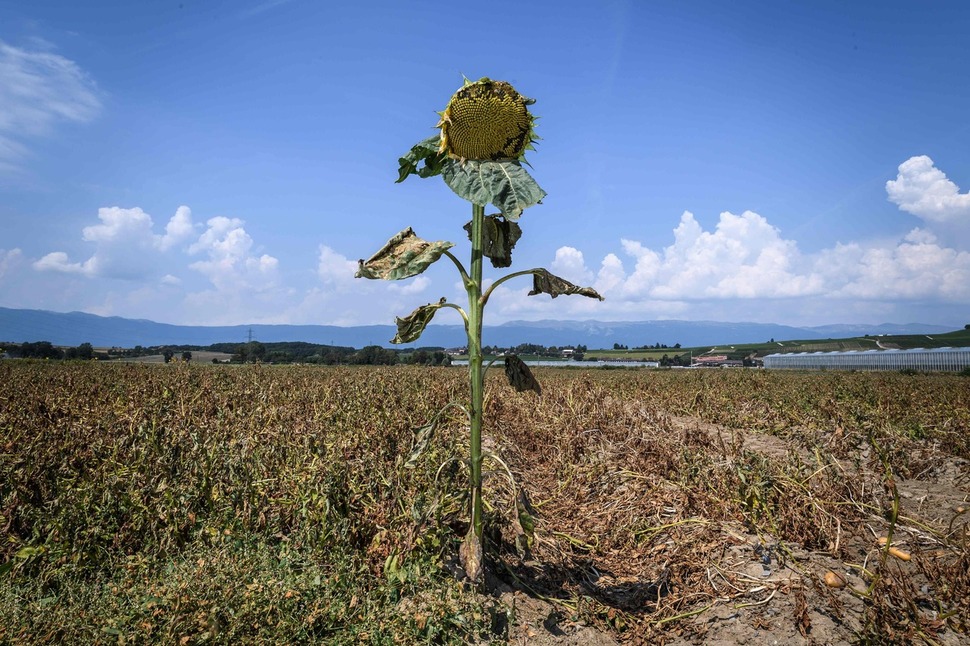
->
<box><xmin>1</xmin><ymin>361</ymin><xmax>968</xmax><ymax>644</ymax></box>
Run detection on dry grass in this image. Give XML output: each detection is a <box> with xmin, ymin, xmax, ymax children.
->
<box><xmin>1</xmin><ymin>362</ymin><xmax>968</xmax><ymax>644</ymax></box>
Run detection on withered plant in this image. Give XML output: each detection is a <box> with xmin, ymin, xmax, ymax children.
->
<box><xmin>356</xmin><ymin>77</ymin><xmax>602</xmax><ymax>581</ymax></box>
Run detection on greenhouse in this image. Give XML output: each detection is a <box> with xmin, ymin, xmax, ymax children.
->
<box><xmin>763</xmin><ymin>347</ymin><xmax>970</xmax><ymax>372</ymax></box>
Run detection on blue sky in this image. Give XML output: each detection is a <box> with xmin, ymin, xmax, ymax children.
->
<box><xmin>2</xmin><ymin>0</ymin><xmax>969</xmax><ymax>330</ymax></box>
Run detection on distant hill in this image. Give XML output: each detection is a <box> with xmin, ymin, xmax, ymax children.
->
<box><xmin>805</xmin><ymin>322</ymin><xmax>955</xmax><ymax>337</ymax></box>
<box><xmin>0</xmin><ymin>306</ymin><xmax>958</xmax><ymax>350</ymax></box>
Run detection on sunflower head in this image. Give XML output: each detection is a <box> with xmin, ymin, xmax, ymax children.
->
<box><xmin>437</xmin><ymin>78</ymin><xmax>536</xmax><ymax>162</ymax></box>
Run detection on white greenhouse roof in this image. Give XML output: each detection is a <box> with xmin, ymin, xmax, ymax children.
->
<box><xmin>764</xmin><ymin>346</ymin><xmax>970</xmax><ymax>359</ymax></box>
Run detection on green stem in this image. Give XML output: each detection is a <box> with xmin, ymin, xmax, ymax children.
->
<box><xmin>442</xmin><ymin>250</ymin><xmax>470</xmax><ymax>285</ymax></box>
<box><xmin>467</xmin><ymin>202</ymin><xmax>485</xmax><ymax>542</ymax></box>
<box><xmin>481</xmin><ymin>268</ymin><xmax>541</xmax><ymax>308</ymax></box>
<box><xmin>439</xmin><ymin>302</ymin><xmax>469</xmax><ymax>328</ymax></box>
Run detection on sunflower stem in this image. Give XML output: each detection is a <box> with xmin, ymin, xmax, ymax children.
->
<box><xmin>481</xmin><ymin>268</ymin><xmax>543</xmax><ymax>307</ymax></box>
<box><xmin>467</xmin><ymin>202</ymin><xmax>486</xmax><ymax>551</ymax></box>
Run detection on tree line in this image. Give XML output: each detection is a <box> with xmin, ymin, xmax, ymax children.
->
<box><xmin>1</xmin><ymin>341</ymin><xmax>101</xmax><ymax>360</ymax></box>
<box><xmin>0</xmin><ymin>340</ymin><xmax>452</xmax><ymax>366</ymax></box>
<box><xmin>481</xmin><ymin>343</ymin><xmax>589</xmax><ymax>360</ymax></box>
<box><xmin>612</xmin><ymin>342</ymin><xmax>682</xmax><ymax>350</ymax></box>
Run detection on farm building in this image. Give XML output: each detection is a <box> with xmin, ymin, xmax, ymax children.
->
<box><xmin>763</xmin><ymin>347</ymin><xmax>970</xmax><ymax>372</ymax></box>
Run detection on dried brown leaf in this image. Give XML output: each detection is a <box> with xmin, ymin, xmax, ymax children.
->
<box><xmin>528</xmin><ymin>269</ymin><xmax>604</xmax><ymax>300</ymax></box>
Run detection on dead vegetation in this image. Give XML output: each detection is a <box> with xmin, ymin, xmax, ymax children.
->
<box><xmin>484</xmin><ymin>369</ymin><xmax>970</xmax><ymax>644</ymax></box>
<box><xmin>1</xmin><ymin>362</ymin><xmax>967</xmax><ymax>644</ymax></box>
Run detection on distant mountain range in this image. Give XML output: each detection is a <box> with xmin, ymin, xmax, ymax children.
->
<box><xmin>0</xmin><ymin>307</ymin><xmax>957</xmax><ymax>350</ymax></box>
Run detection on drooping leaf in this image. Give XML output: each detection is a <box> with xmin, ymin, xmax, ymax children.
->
<box><xmin>403</xmin><ymin>418</ymin><xmax>440</xmax><ymax>469</ymax></box>
<box><xmin>463</xmin><ymin>215</ymin><xmax>522</xmax><ymax>268</ymax></box>
<box><xmin>513</xmin><ymin>488</ymin><xmax>536</xmax><ymax>560</ymax></box>
<box><xmin>504</xmin><ymin>355</ymin><xmax>541</xmax><ymax>395</ymax></box>
<box><xmin>459</xmin><ymin>526</ymin><xmax>483</xmax><ymax>583</ymax></box>
<box><xmin>441</xmin><ymin>159</ymin><xmax>546</xmax><ymax>221</ymax></box>
<box><xmin>396</xmin><ymin>135</ymin><xmax>449</xmax><ymax>183</ymax></box>
<box><xmin>528</xmin><ymin>269</ymin><xmax>604</xmax><ymax>300</ymax></box>
<box><xmin>392</xmin><ymin>298</ymin><xmax>448</xmax><ymax>344</ymax></box>
<box><xmin>356</xmin><ymin>228</ymin><xmax>454</xmax><ymax>281</ymax></box>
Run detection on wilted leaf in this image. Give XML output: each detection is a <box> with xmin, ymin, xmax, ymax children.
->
<box><xmin>356</xmin><ymin>228</ymin><xmax>454</xmax><ymax>281</ymax></box>
<box><xmin>513</xmin><ymin>488</ymin><xmax>536</xmax><ymax>560</ymax></box>
<box><xmin>403</xmin><ymin>417</ymin><xmax>440</xmax><ymax>469</ymax></box>
<box><xmin>392</xmin><ymin>298</ymin><xmax>448</xmax><ymax>344</ymax></box>
<box><xmin>504</xmin><ymin>355</ymin><xmax>541</xmax><ymax>395</ymax></box>
<box><xmin>396</xmin><ymin>135</ymin><xmax>448</xmax><ymax>183</ymax></box>
<box><xmin>441</xmin><ymin>159</ymin><xmax>546</xmax><ymax>221</ymax></box>
<box><xmin>15</xmin><ymin>546</ymin><xmax>45</xmax><ymax>559</ymax></box>
<box><xmin>528</xmin><ymin>269</ymin><xmax>604</xmax><ymax>300</ymax></box>
<box><xmin>459</xmin><ymin>527</ymin><xmax>483</xmax><ymax>583</ymax></box>
<box><xmin>463</xmin><ymin>215</ymin><xmax>522</xmax><ymax>268</ymax></box>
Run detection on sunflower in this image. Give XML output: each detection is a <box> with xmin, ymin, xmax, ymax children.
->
<box><xmin>437</xmin><ymin>78</ymin><xmax>536</xmax><ymax>161</ymax></box>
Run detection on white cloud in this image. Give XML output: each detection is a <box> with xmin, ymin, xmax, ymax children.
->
<box><xmin>816</xmin><ymin>229</ymin><xmax>970</xmax><ymax>301</ymax></box>
<box><xmin>0</xmin><ymin>138</ymin><xmax>27</xmax><ymax>174</ymax></box>
<box><xmin>594</xmin><ymin>253</ymin><xmax>626</xmax><ymax>294</ymax></box>
<box><xmin>0</xmin><ymin>248</ymin><xmax>24</xmax><ymax>279</ymax></box>
<box><xmin>158</xmin><ymin>206</ymin><xmax>196</xmax><ymax>251</ymax></box>
<box><xmin>317</xmin><ymin>244</ymin><xmax>358</xmax><ymax>287</ymax></box>
<box><xmin>388</xmin><ymin>275</ymin><xmax>430</xmax><ymax>295</ymax></box>
<box><xmin>605</xmin><ymin>211</ymin><xmax>820</xmax><ymax>301</ymax></box>
<box><xmin>496</xmin><ymin>203</ymin><xmax>969</xmax><ymax>324</ymax></box>
<box><xmin>886</xmin><ymin>155</ymin><xmax>970</xmax><ymax>224</ymax></box>
<box><xmin>82</xmin><ymin>206</ymin><xmax>154</xmax><ymax>244</ymax></box>
<box><xmin>35</xmin><ymin>206</ymin><xmax>197</xmax><ymax>280</ymax></box>
<box><xmin>16</xmin><ymin>150</ymin><xmax>970</xmax><ymax>329</ymax></box>
<box><xmin>33</xmin><ymin>251</ymin><xmax>99</xmax><ymax>276</ymax></box>
<box><xmin>188</xmin><ymin>216</ymin><xmax>279</xmax><ymax>291</ymax></box>
<box><xmin>0</xmin><ymin>39</ymin><xmax>101</xmax><ymax>170</ymax></box>
<box><xmin>550</xmin><ymin>246</ymin><xmax>594</xmax><ymax>285</ymax></box>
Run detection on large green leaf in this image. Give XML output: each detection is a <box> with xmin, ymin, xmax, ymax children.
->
<box><xmin>356</xmin><ymin>228</ymin><xmax>454</xmax><ymax>281</ymax></box>
<box><xmin>396</xmin><ymin>135</ymin><xmax>448</xmax><ymax>183</ymax></box>
<box><xmin>391</xmin><ymin>298</ymin><xmax>448</xmax><ymax>344</ymax></box>
<box><xmin>504</xmin><ymin>354</ymin><xmax>542</xmax><ymax>395</ymax></box>
<box><xmin>463</xmin><ymin>215</ymin><xmax>522</xmax><ymax>268</ymax></box>
<box><xmin>441</xmin><ymin>159</ymin><xmax>546</xmax><ymax>221</ymax></box>
<box><xmin>528</xmin><ymin>269</ymin><xmax>604</xmax><ymax>300</ymax></box>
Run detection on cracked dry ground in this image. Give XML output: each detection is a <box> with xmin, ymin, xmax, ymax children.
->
<box><xmin>474</xmin><ymin>374</ymin><xmax>970</xmax><ymax>645</ymax></box>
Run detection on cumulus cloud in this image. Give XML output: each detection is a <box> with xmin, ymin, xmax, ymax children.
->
<box><xmin>0</xmin><ymin>248</ymin><xmax>24</xmax><ymax>279</ymax></box>
<box><xmin>388</xmin><ymin>275</ymin><xmax>430</xmax><ymax>295</ymax></box>
<box><xmin>158</xmin><ymin>206</ymin><xmax>196</xmax><ymax>251</ymax></box>
<box><xmin>815</xmin><ymin>229</ymin><xmax>970</xmax><ymax>301</ymax></box>
<box><xmin>33</xmin><ymin>250</ymin><xmax>99</xmax><ymax>276</ymax></box>
<box><xmin>601</xmin><ymin>211</ymin><xmax>821</xmax><ymax>301</ymax></box>
<box><xmin>34</xmin><ymin>206</ymin><xmax>197</xmax><ymax>280</ymax></box>
<box><xmin>188</xmin><ymin>216</ymin><xmax>278</xmax><ymax>291</ymax></box>
<box><xmin>82</xmin><ymin>206</ymin><xmax>154</xmax><ymax>244</ymax></box>
<box><xmin>317</xmin><ymin>245</ymin><xmax>358</xmax><ymax>287</ymax></box>
<box><xmin>550</xmin><ymin>246</ymin><xmax>594</xmax><ymax>285</ymax></box>
<box><xmin>509</xmin><ymin>205</ymin><xmax>969</xmax><ymax>323</ymax></box>
<box><xmin>0</xmin><ymin>39</ymin><xmax>101</xmax><ymax>170</ymax></box>
<box><xmin>886</xmin><ymin>155</ymin><xmax>970</xmax><ymax>224</ymax></box>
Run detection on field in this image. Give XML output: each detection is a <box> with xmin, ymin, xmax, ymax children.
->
<box><xmin>591</xmin><ymin>326</ymin><xmax>970</xmax><ymax>362</ymax></box>
<box><xmin>1</xmin><ymin>362</ymin><xmax>968</xmax><ymax>644</ymax></box>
